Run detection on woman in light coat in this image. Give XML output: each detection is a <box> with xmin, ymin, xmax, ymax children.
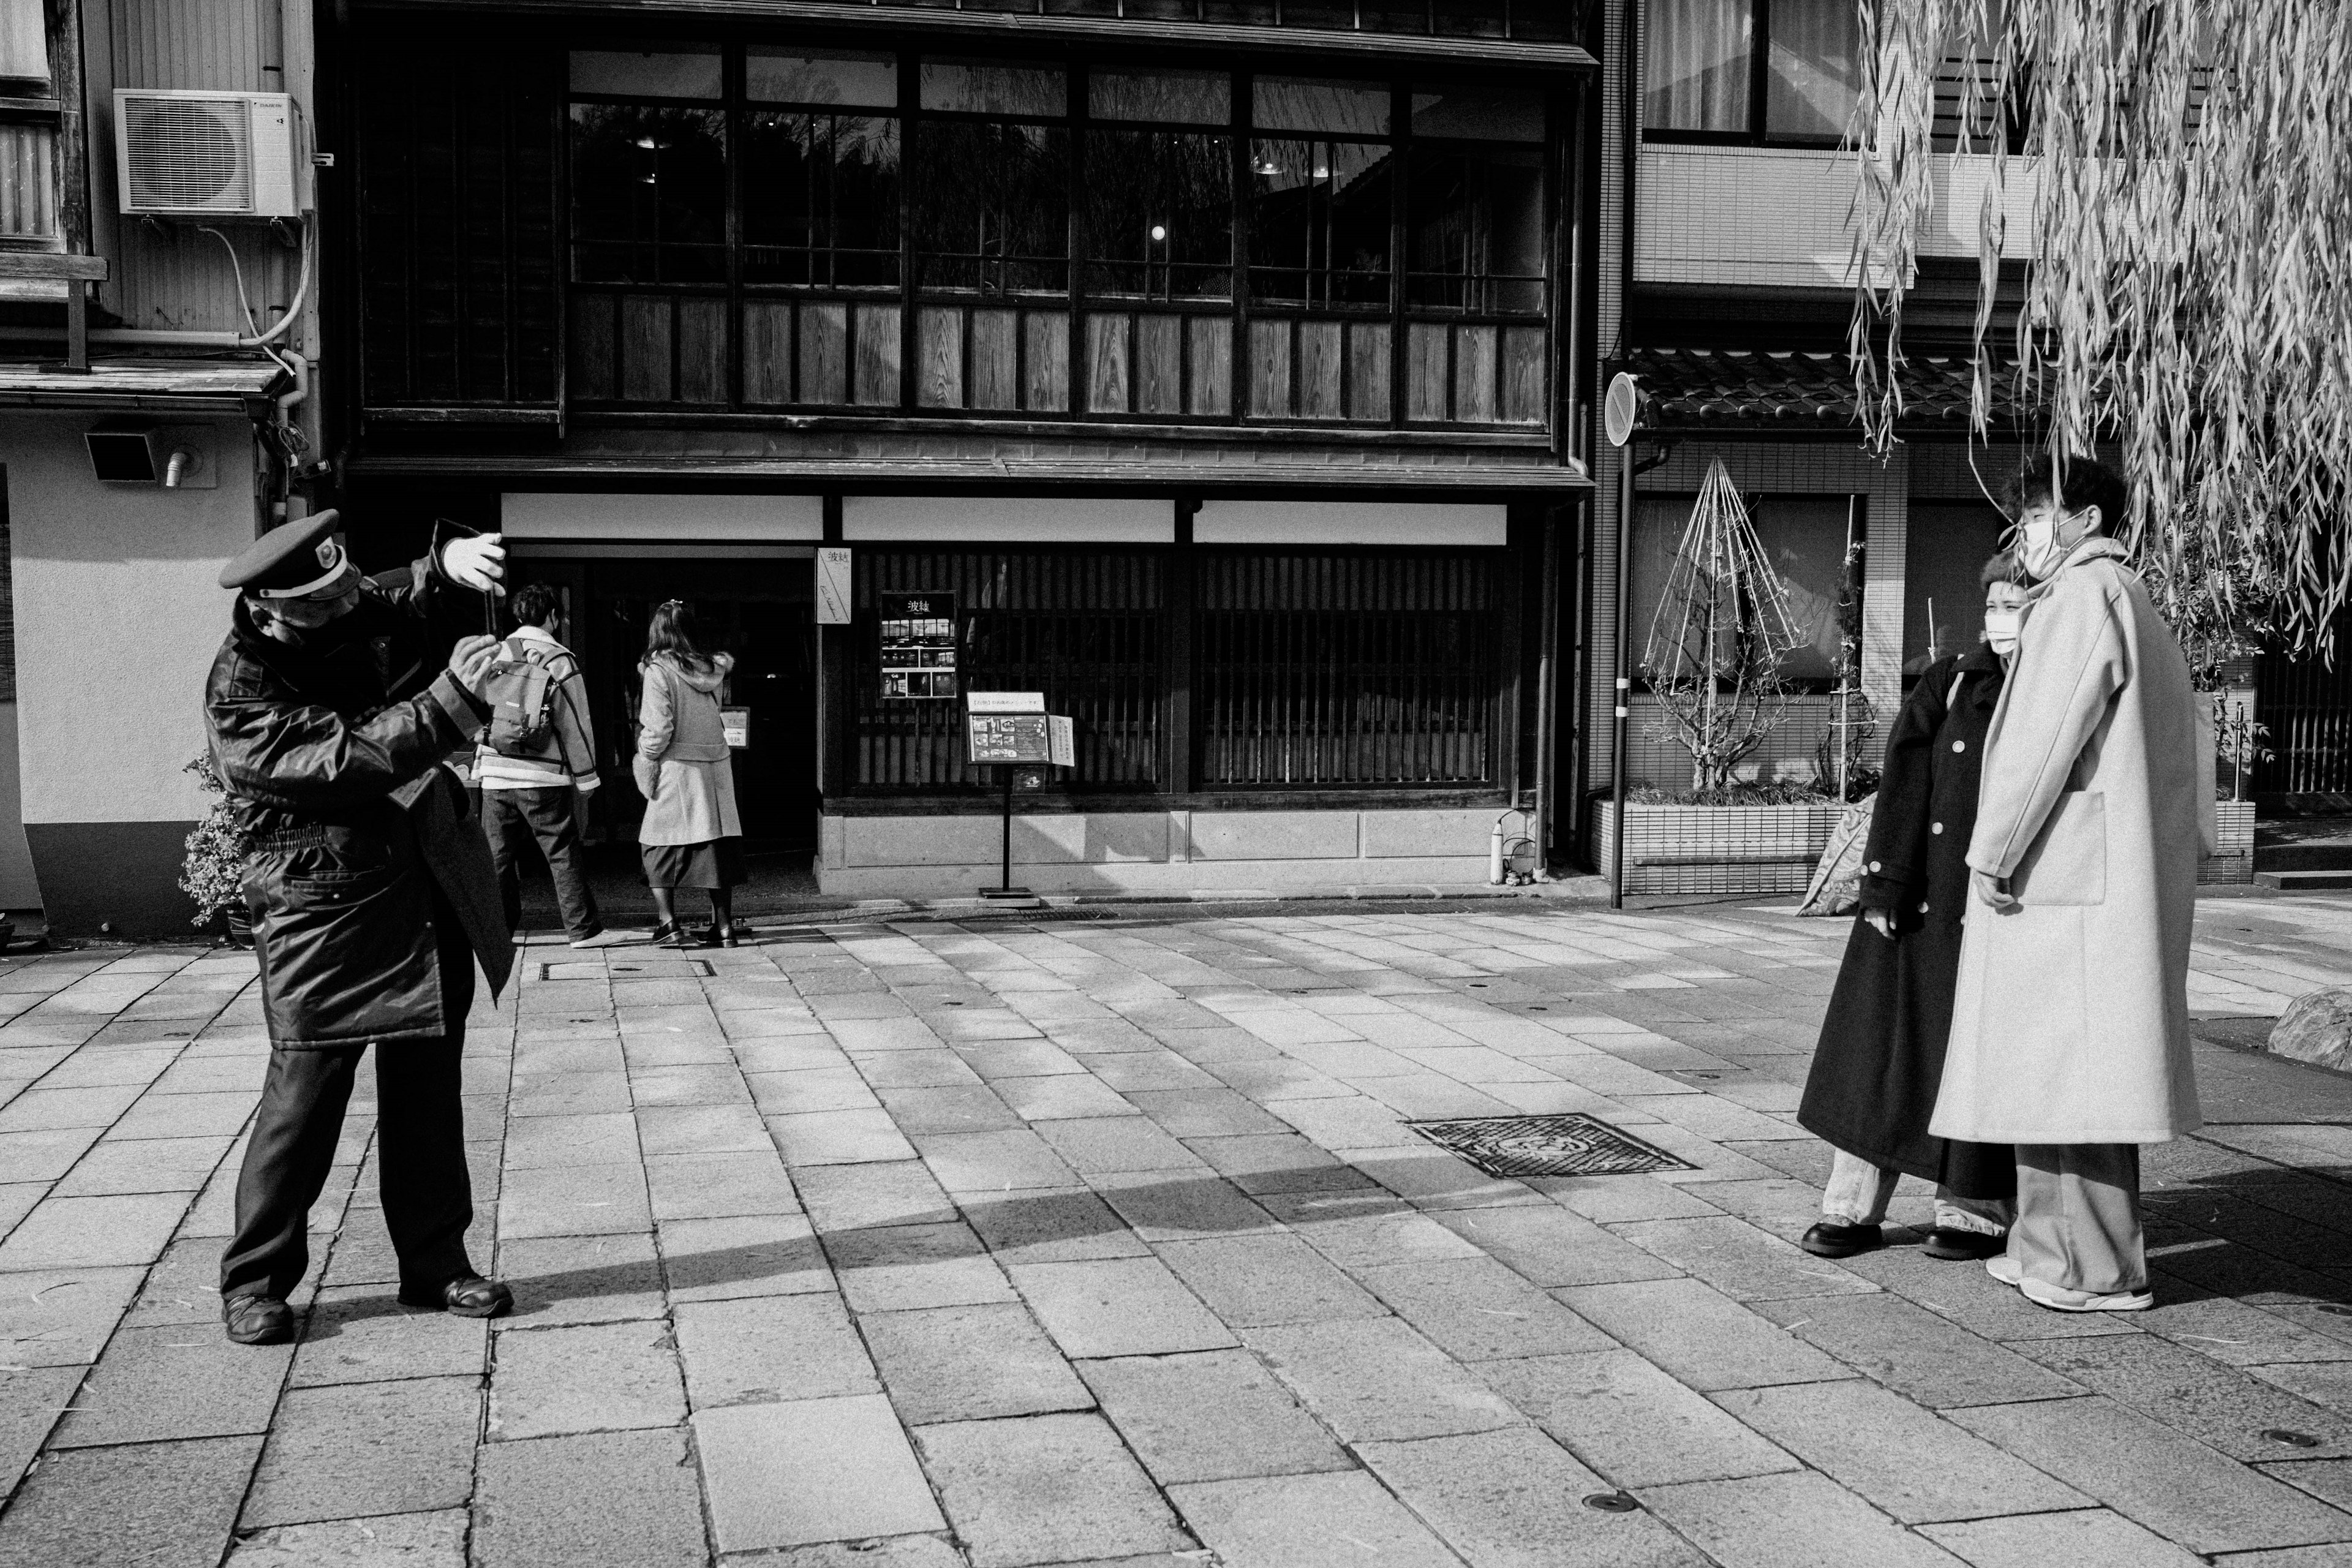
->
<box><xmin>634</xmin><ymin>600</ymin><xmax>745</xmax><ymax>948</ymax></box>
<box><xmin>1931</xmin><ymin>455</ymin><xmax>2203</xmax><ymax>1314</ymax></box>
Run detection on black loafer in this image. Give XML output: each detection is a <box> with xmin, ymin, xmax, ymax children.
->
<box><xmin>1923</xmin><ymin>1226</ymin><xmax>2008</xmax><ymax>1261</ymax></box>
<box><xmin>223</xmin><ymin>1293</ymin><xmax>294</xmax><ymax>1346</ymax></box>
<box><xmin>1800</xmin><ymin>1221</ymin><xmax>1885</xmax><ymax>1259</ymax></box>
<box><xmin>398</xmin><ymin>1274</ymin><xmax>513</xmax><ymax>1319</ymax></box>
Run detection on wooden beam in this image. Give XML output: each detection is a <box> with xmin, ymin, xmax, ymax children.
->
<box><xmin>0</xmin><ymin>252</ymin><xmax>108</xmax><ymax>280</ymax></box>
<box><xmin>42</xmin><ymin>0</ymin><xmax>86</xmax><ymax>255</ymax></box>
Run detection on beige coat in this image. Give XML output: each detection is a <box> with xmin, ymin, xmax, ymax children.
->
<box><xmin>634</xmin><ymin>653</ymin><xmax>742</xmax><ymax>847</ymax></box>
<box><xmin>1929</xmin><ymin>538</ymin><xmax>2203</xmax><ymax>1145</ymax></box>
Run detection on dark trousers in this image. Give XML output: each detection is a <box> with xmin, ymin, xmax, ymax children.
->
<box><xmin>221</xmin><ymin>940</ymin><xmax>479</xmax><ymax>1302</ymax></box>
<box><xmin>482</xmin><ymin>785</ymin><xmax>600</xmax><ymax>939</ymax></box>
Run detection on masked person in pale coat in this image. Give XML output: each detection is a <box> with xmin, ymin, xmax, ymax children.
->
<box><xmin>1930</xmin><ymin>454</ymin><xmax>2204</xmax><ymax>1313</ymax></box>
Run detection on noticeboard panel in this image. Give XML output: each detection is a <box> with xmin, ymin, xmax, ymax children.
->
<box><xmin>879</xmin><ymin>590</ymin><xmax>957</xmax><ymax>701</ymax></box>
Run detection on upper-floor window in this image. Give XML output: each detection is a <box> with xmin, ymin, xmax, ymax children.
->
<box><xmin>554</xmin><ymin>44</ymin><xmax>1559</xmax><ymax>426</ymax></box>
<box><xmin>1643</xmin><ymin>0</ymin><xmax>1861</xmax><ymax>146</ymax></box>
<box><xmin>0</xmin><ymin>0</ymin><xmax>56</xmax><ymax>246</ymax></box>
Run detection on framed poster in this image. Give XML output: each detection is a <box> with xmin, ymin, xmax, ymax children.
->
<box><xmin>879</xmin><ymin>591</ymin><xmax>959</xmax><ymax>700</ymax></box>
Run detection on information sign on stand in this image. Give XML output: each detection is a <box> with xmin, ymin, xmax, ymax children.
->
<box><xmin>965</xmin><ymin>692</ymin><xmax>1065</xmax><ymax>902</ymax></box>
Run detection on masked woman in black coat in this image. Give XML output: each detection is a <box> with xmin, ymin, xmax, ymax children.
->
<box><xmin>1797</xmin><ymin>556</ymin><xmax>2027</xmax><ymax>1261</ymax></box>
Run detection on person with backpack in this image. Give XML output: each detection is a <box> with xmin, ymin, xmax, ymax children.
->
<box><xmin>1796</xmin><ymin>554</ymin><xmax>2028</xmax><ymax>1263</ymax></box>
<box><xmin>476</xmin><ymin>582</ymin><xmax>608</xmax><ymax>948</ymax></box>
<box><xmin>635</xmin><ymin>600</ymin><xmax>745</xmax><ymax>947</ymax></box>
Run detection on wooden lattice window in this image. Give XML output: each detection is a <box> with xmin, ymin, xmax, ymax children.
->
<box><xmin>1195</xmin><ymin>550</ymin><xmax>1498</xmax><ymax>786</ymax></box>
<box><xmin>855</xmin><ymin>550</ymin><xmax>1163</xmax><ymax>790</ymax></box>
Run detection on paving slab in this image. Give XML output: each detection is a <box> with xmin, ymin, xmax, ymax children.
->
<box><xmin>1353</xmin><ymin>1256</ymin><xmax>1615</xmax><ymax>1362</ymax></box>
<box><xmin>291</xmin><ymin>1291</ymin><xmax>490</xmax><ymax>1387</ymax></box>
<box><xmin>916</xmin><ymin>1412</ymin><xmax>1195</xmax><ymax>1567</ymax></box>
<box><xmin>221</xmin><ymin>1508</ymin><xmax>469</xmax><ymax>1566</ymax></box>
<box><xmin>1155</xmin><ymin>1234</ymin><xmax>1387</xmax><ymax>1327</ymax></box>
<box><xmin>1915</xmin><ymin>1508</ymin><xmax>2204</xmax><ymax>1567</ymax></box>
<box><xmin>1243</xmin><ymin>1317</ymin><xmax>1521</xmax><ymax>1442</ymax></box>
<box><xmin>493</xmin><ymin>1232</ymin><xmax>666</xmax><ymax>1327</ymax></box>
<box><xmin>472</xmin><ymin>1428</ymin><xmax>707</xmax><ymax>1567</ymax></box>
<box><xmin>1479</xmin><ymin>1349</ymin><xmax>1798</xmax><ymax>1487</ymax></box>
<box><xmin>824</xmin><ymin>1221</ymin><xmax>1016</xmax><ymax>1313</ymax></box>
<box><xmin>1430</xmin><ymin>1204</ymin><xmax>1684</xmax><ymax>1287</ymax></box>
<box><xmin>0</xmin><ymin>1267</ymin><xmax>145</xmax><ymax>1368</ymax></box>
<box><xmin>2015</xmin><ymin>1332</ymin><xmax>2352</xmax><ymax>1460</ymax></box>
<box><xmin>1167</xmin><ymin>1472</ymin><xmax>1464</xmax><ymax>1568</ymax></box>
<box><xmin>860</xmin><ymin>1302</ymin><xmax>1093</xmax><ymax>1425</ymax></box>
<box><xmin>794</xmin><ymin>1160</ymin><xmax>959</xmax><ymax>1232</ymax></box>
<box><xmin>1357</xmin><ymin>1427</ymin><xmax>1710</xmax><ymax>1568</ymax></box>
<box><xmin>1751</xmin><ymin>1292</ymin><xmax>2088</xmax><ymax>1409</ymax></box>
<box><xmin>1948</xmin><ymin>1393</ymin><xmax>2352</xmax><ymax>1554</ymax></box>
<box><xmin>1077</xmin><ymin>1348</ymin><xmax>1349</xmax><ymax>1485</ymax></box>
<box><xmin>47</xmin><ymin>1322</ymin><xmax>292</xmax><ymax>1447</ymax></box>
<box><xmin>959</xmin><ymin>1187</ymin><xmax>1151</xmax><ymax>1264</ymax></box>
<box><xmin>1558</xmin><ymin>1278</ymin><xmax>1851</xmax><ymax>1391</ymax></box>
<box><xmin>241</xmin><ymin>1376</ymin><xmax>483</xmax><ymax>1528</ymax></box>
<box><xmin>488</xmin><ymin>1319</ymin><xmax>687</xmax><ymax>1439</ymax></box>
<box><xmin>660</xmin><ymin>1213</ymin><xmax>832</xmax><ymax>1302</ymax></box>
<box><xmin>693</xmin><ymin>1394</ymin><xmax>944</xmax><ymax>1552</ymax></box>
<box><xmin>674</xmin><ymin>1294</ymin><xmax>876</xmax><ymax>1408</ymax></box>
<box><xmin>1713</xmin><ymin>1379</ymin><xmax>2087</xmax><ymax>1523</ymax></box>
<box><xmin>1008</xmin><ymin>1257</ymin><xmax>1236</xmax><ymax>1359</ymax></box>
<box><xmin>0</xmin><ymin>1433</ymin><xmax>262</xmax><ymax>1568</ymax></box>
<box><xmin>1641</xmin><ymin>1470</ymin><xmax>1969</xmax><ymax>1567</ymax></box>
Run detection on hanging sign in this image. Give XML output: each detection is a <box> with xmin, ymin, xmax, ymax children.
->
<box><xmin>879</xmin><ymin>590</ymin><xmax>958</xmax><ymax>700</ymax></box>
<box><xmin>816</xmin><ymin>547</ymin><xmax>853</xmax><ymax>625</ymax></box>
<box><xmin>721</xmin><ymin>707</ymin><xmax>751</xmax><ymax>748</ymax></box>
<box><xmin>1047</xmin><ymin>715</ymin><xmax>1075</xmax><ymax>768</ymax></box>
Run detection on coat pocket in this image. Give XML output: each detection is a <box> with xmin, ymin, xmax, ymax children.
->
<box><xmin>2013</xmin><ymin>790</ymin><xmax>2106</xmax><ymax>906</ymax></box>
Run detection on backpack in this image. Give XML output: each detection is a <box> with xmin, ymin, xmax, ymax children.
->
<box><xmin>481</xmin><ymin>637</ymin><xmax>564</xmax><ymax>760</ymax></box>
<box><xmin>1798</xmin><ymin>794</ymin><xmax>1877</xmax><ymax>917</ymax></box>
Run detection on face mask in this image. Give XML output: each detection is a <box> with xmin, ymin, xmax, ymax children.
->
<box><xmin>1983</xmin><ymin>608</ymin><xmax>2022</xmax><ymax>655</ymax></box>
<box><xmin>282</xmin><ymin>597</ymin><xmax>385</xmax><ymax>654</ymax></box>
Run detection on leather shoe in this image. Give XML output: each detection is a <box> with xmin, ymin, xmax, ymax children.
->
<box><xmin>223</xmin><ymin>1293</ymin><xmax>294</xmax><ymax>1346</ymax></box>
<box><xmin>398</xmin><ymin>1274</ymin><xmax>514</xmax><ymax>1319</ymax></box>
<box><xmin>1799</xmin><ymin>1221</ymin><xmax>1884</xmax><ymax>1259</ymax></box>
<box><xmin>1923</xmin><ymin>1225</ymin><xmax>2008</xmax><ymax>1261</ymax></box>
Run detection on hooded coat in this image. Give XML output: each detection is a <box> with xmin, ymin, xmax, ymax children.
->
<box><xmin>1929</xmin><ymin>538</ymin><xmax>2204</xmax><ymax>1145</ymax></box>
<box><xmin>1798</xmin><ymin>643</ymin><xmax>2014</xmax><ymax>1196</ymax></box>
<box><xmin>205</xmin><ymin>547</ymin><xmax>512</xmax><ymax>1048</ymax></box>
<box><xmin>634</xmin><ymin>652</ymin><xmax>742</xmax><ymax>846</ymax></box>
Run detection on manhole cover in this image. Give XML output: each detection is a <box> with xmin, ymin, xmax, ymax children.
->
<box><xmin>1407</xmin><ymin>1114</ymin><xmax>1695</xmax><ymax>1178</ymax></box>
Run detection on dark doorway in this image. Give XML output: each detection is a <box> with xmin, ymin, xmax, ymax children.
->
<box><xmin>513</xmin><ymin>554</ymin><xmax>818</xmax><ymax>862</ymax></box>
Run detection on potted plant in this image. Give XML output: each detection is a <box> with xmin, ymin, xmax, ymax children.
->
<box><xmin>1602</xmin><ymin>459</ymin><xmax>1844</xmax><ymax>895</ymax></box>
<box><xmin>180</xmin><ymin>752</ymin><xmax>254</xmax><ymax>944</ymax></box>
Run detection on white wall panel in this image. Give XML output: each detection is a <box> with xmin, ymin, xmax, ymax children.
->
<box><xmin>843</xmin><ymin>497</ymin><xmax>1171</xmax><ymax>543</ymax></box>
<box><xmin>1193</xmin><ymin>501</ymin><xmax>1508</xmax><ymax>546</ymax></box>
<box><xmin>502</xmin><ymin>493</ymin><xmax>824</xmax><ymax>540</ymax></box>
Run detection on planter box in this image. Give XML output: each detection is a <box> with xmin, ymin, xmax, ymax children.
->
<box><xmin>1596</xmin><ymin>801</ymin><xmax>1845</xmax><ymax>897</ymax></box>
<box><xmin>2199</xmin><ymin>799</ymin><xmax>2257</xmax><ymax>886</ymax></box>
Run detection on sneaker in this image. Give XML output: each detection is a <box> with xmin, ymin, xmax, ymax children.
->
<box><xmin>2018</xmin><ymin>1273</ymin><xmax>2154</xmax><ymax>1313</ymax></box>
<box><xmin>1799</xmin><ymin>1221</ymin><xmax>1884</xmax><ymax>1259</ymax></box>
<box><xmin>1984</xmin><ymin>1253</ymin><xmax>2024</xmax><ymax>1287</ymax></box>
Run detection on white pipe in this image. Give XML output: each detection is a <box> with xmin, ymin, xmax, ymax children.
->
<box><xmin>270</xmin><ymin>347</ymin><xmax>309</xmax><ymax>423</ymax></box>
<box><xmin>162</xmin><ymin>449</ymin><xmax>192</xmax><ymax>488</ymax></box>
<box><xmin>0</xmin><ymin>222</ymin><xmax>311</xmax><ymax>351</ymax></box>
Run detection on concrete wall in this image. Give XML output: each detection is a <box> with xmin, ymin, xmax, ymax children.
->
<box><xmin>816</xmin><ymin>807</ymin><xmax>1510</xmax><ymax>900</ymax></box>
<box><xmin>2</xmin><ymin>412</ymin><xmax>255</xmax><ymax>934</ymax></box>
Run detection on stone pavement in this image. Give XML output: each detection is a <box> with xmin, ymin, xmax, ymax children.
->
<box><xmin>4</xmin><ymin>895</ymin><xmax>2352</xmax><ymax>1566</ymax></box>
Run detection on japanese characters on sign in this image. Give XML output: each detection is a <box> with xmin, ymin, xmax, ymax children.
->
<box><xmin>880</xmin><ymin>591</ymin><xmax>958</xmax><ymax>701</ymax></box>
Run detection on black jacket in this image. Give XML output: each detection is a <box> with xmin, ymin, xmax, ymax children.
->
<box><xmin>205</xmin><ymin>540</ymin><xmax>511</xmax><ymax>1047</ymax></box>
<box><xmin>1797</xmin><ymin>644</ymin><xmax>2013</xmax><ymax>1195</ymax></box>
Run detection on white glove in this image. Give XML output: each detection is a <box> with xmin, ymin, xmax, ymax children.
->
<box><xmin>442</xmin><ymin>532</ymin><xmax>507</xmax><ymax>597</ymax></box>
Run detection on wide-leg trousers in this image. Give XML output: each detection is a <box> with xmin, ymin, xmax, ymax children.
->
<box><xmin>1822</xmin><ymin>1148</ymin><xmax>2015</xmax><ymax>1235</ymax></box>
<box><xmin>2007</xmin><ymin>1142</ymin><xmax>2146</xmax><ymax>1297</ymax></box>
<box><xmin>220</xmin><ymin>930</ymin><xmax>479</xmax><ymax>1303</ymax></box>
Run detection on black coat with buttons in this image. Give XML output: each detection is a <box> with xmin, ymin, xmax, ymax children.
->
<box><xmin>205</xmin><ymin>547</ymin><xmax>512</xmax><ymax>1049</ymax></box>
<box><xmin>1798</xmin><ymin>644</ymin><xmax>2013</xmax><ymax>1198</ymax></box>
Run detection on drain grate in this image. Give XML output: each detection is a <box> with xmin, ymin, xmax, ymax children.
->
<box><xmin>1408</xmin><ymin>1114</ymin><xmax>1695</xmax><ymax>1179</ymax></box>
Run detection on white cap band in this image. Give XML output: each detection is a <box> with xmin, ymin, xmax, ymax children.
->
<box><xmin>255</xmin><ymin>538</ymin><xmax>351</xmax><ymax>600</ymax></box>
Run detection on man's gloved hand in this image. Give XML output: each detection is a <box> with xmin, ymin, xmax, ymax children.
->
<box><xmin>449</xmin><ymin>634</ymin><xmax>502</xmax><ymax>701</ymax></box>
<box><xmin>442</xmin><ymin>532</ymin><xmax>508</xmax><ymax>597</ymax></box>
<box><xmin>1863</xmin><ymin>908</ymin><xmax>1896</xmax><ymax>939</ymax></box>
<box><xmin>1970</xmin><ymin>869</ymin><xmax>2019</xmax><ymax>911</ymax></box>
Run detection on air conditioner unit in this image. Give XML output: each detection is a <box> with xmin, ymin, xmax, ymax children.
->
<box><xmin>115</xmin><ymin>90</ymin><xmax>304</xmax><ymax>219</ymax></box>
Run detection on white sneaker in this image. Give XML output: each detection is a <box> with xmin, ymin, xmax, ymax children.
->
<box><xmin>1984</xmin><ymin>1254</ymin><xmax>2024</xmax><ymax>1287</ymax></box>
<box><xmin>2018</xmin><ymin>1273</ymin><xmax>2154</xmax><ymax>1313</ymax></box>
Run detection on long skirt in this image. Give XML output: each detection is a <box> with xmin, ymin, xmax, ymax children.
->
<box><xmin>642</xmin><ymin>839</ymin><xmax>747</xmax><ymax>891</ymax></box>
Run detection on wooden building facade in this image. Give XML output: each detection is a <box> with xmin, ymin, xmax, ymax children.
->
<box><xmin>328</xmin><ymin>0</ymin><xmax>1600</xmax><ymax>899</ymax></box>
